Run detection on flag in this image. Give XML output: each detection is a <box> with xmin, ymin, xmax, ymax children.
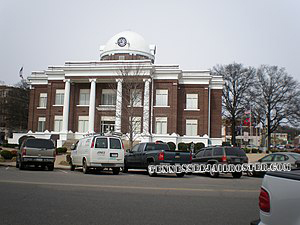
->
<box><xmin>19</xmin><ymin>67</ymin><xmax>23</xmax><ymax>79</ymax></box>
<box><xmin>243</xmin><ymin>118</ymin><xmax>250</xmax><ymax>126</ymax></box>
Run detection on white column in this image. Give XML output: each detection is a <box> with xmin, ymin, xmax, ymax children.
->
<box><xmin>115</xmin><ymin>78</ymin><xmax>123</xmax><ymax>133</ymax></box>
<box><xmin>88</xmin><ymin>79</ymin><xmax>97</xmax><ymax>133</ymax></box>
<box><xmin>62</xmin><ymin>79</ymin><xmax>71</xmax><ymax>133</ymax></box>
<box><xmin>143</xmin><ymin>78</ymin><xmax>151</xmax><ymax>134</ymax></box>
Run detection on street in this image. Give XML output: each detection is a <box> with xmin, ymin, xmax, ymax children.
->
<box><xmin>0</xmin><ymin>167</ymin><xmax>261</xmax><ymax>225</ymax></box>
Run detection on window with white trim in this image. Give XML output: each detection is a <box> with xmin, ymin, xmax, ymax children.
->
<box><xmin>130</xmin><ymin>89</ymin><xmax>142</xmax><ymax>107</ymax></box>
<box><xmin>155</xmin><ymin>117</ymin><xmax>167</xmax><ymax>134</ymax></box>
<box><xmin>101</xmin><ymin>89</ymin><xmax>116</xmax><ymax>105</ymax></box>
<box><xmin>37</xmin><ymin>117</ymin><xmax>46</xmax><ymax>132</ymax></box>
<box><xmin>54</xmin><ymin>115</ymin><xmax>63</xmax><ymax>132</ymax></box>
<box><xmin>155</xmin><ymin>89</ymin><xmax>168</xmax><ymax>106</ymax></box>
<box><xmin>55</xmin><ymin>89</ymin><xmax>64</xmax><ymax>105</ymax></box>
<box><xmin>186</xmin><ymin>119</ymin><xmax>198</xmax><ymax>136</ymax></box>
<box><xmin>78</xmin><ymin>116</ymin><xmax>89</xmax><ymax>133</ymax></box>
<box><xmin>100</xmin><ymin>116</ymin><xmax>115</xmax><ymax>133</ymax></box>
<box><xmin>79</xmin><ymin>89</ymin><xmax>90</xmax><ymax>105</ymax></box>
<box><xmin>186</xmin><ymin>94</ymin><xmax>198</xmax><ymax>109</ymax></box>
<box><xmin>39</xmin><ymin>93</ymin><xmax>47</xmax><ymax>108</ymax></box>
<box><xmin>129</xmin><ymin>117</ymin><xmax>141</xmax><ymax>134</ymax></box>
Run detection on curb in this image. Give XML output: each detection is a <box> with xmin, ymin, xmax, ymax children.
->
<box><xmin>0</xmin><ymin>163</ymin><xmax>15</xmax><ymax>168</ymax></box>
<box><xmin>0</xmin><ymin>162</ymin><xmax>70</xmax><ymax>170</ymax></box>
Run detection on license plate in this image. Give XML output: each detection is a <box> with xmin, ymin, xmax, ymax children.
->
<box><xmin>175</xmin><ymin>155</ymin><xmax>180</xmax><ymax>159</ymax></box>
<box><xmin>35</xmin><ymin>158</ymin><xmax>43</xmax><ymax>162</ymax></box>
<box><xmin>110</xmin><ymin>153</ymin><xmax>118</xmax><ymax>157</ymax></box>
<box><xmin>235</xmin><ymin>158</ymin><xmax>241</xmax><ymax>162</ymax></box>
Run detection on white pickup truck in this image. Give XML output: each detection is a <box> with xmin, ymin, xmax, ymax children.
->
<box><xmin>251</xmin><ymin>169</ymin><xmax>300</xmax><ymax>225</ymax></box>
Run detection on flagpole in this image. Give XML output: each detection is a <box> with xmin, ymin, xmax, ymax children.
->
<box><xmin>250</xmin><ymin>104</ymin><xmax>252</xmax><ymax>145</ymax></box>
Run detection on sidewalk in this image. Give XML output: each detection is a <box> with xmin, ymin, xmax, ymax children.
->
<box><xmin>0</xmin><ymin>154</ymin><xmax>70</xmax><ymax>170</ymax></box>
<box><xmin>247</xmin><ymin>153</ymin><xmax>267</xmax><ymax>162</ymax></box>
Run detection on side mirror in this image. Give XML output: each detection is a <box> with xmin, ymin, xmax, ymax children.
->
<box><xmin>70</xmin><ymin>144</ymin><xmax>76</xmax><ymax>151</ymax></box>
<box><xmin>126</xmin><ymin>149</ymin><xmax>130</xmax><ymax>153</ymax></box>
<box><xmin>295</xmin><ymin>160</ymin><xmax>300</xmax><ymax>168</ymax></box>
<box><xmin>192</xmin><ymin>155</ymin><xmax>196</xmax><ymax>158</ymax></box>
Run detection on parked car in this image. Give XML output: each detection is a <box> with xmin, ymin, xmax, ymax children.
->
<box><xmin>250</xmin><ymin>169</ymin><xmax>300</xmax><ymax>225</ymax></box>
<box><xmin>247</xmin><ymin>152</ymin><xmax>300</xmax><ymax>177</ymax></box>
<box><xmin>16</xmin><ymin>138</ymin><xmax>56</xmax><ymax>171</ymax></box>
<box><xmin>123</xmin><ymin>142</ymin><xmax>192</xmax><ymax>177</ymax></box>
<box><xmin>69</xmin><ymin>134</ymin><xmax>124</xmax><ymax>175</ymax></box>
<box><xmin>192</xmin><ymin>146</ymin><xmax>248</xmax><ymax>178</ymax></box>
<box><xmin>292</xmin><ymin>147</ymin><xmax>300</xmax><ymax>154</ymax></box>
<box><xmin>247</xmin><ymin>144</ymin><xmax>258</xmax><ymax>150</ymax></box>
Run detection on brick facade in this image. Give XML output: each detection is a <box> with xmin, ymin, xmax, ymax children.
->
<box><xmin>28</xmin><ymin>80</ymin><xmax>222</xmax><ymax>138</ymax></box>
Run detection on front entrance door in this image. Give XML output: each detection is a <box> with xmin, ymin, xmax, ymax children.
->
<box><xmin>100</xmin><ymin>120</ymin><xmax>115</xmax><ymax>134</ymax></box>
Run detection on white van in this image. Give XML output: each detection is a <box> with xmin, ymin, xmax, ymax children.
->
<box><xmin>70</xmin><ymin>134</ymin><xmax>124</xmax><ymax>175</ymax></box>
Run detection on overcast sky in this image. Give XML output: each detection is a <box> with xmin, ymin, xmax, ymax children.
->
<box><xmin>0</xmin><ymin>0</ymin><xmax>299</xmax><ymax>85</ymax></box>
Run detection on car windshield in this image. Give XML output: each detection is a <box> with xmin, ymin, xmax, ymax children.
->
<box><xmin>225</xmin><ymin>148</ymin><xmax>246</xmax><ymax>156</ymax></box>
<box><xmin>146</xmin><ymin>143</ymin><xmax>170</xmax><ymax>151</ymax></box>
<box><xmin>289</xmin><ymin>154</ymin><xmax>300</xmax><ymax>160</ymax></box>
<box><xmin>25</xmin><ymin>139</ymin><xmax>54</xmax><ymax>149</ymax></box>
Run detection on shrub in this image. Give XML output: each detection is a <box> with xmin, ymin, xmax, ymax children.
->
<box><xmin>195</xmin><ymin>142</ymin><xmax>205</xmax><ymax>151</ymax></box>
<box><xmin>222</xmin><ymin>142</ymin><xmax>231</xmax><ymax>146</ymax></box>
<box><xmin>243</xmin><ymin>148</ymin><xmax>250</xmax><ymax>153</ymax></box>
<box><xmin>10</xmin><ymin>150</ymin><xmax>17</xmax><ymax>157</ymax></box>
<box><xmin>1</xmin><ymin>143</ymin><xmax>19</xmax><ymax>148</ymax></box>
<box><xmin>0</xmin><ymin>150</ymin><xmax>13</xmax><ymax>160</ymax></box>
<box><xmin>251</xmin><ymin>149</ymin><xmax>258</xmax><ymax>153</ymax></box>
<box><xmin>167</xmin><ymin>142</ymin><xmax>176</xmax><ymax>151</ymax></box>
<box><xmin>178</xmin><ymin>142</ymin><xmax>188</xmax><ymax>151</ymax></box>
<box><xmin>56</xmin><ymin>147</ymin><xmax>68</xmax><ymax>154</ymax></box>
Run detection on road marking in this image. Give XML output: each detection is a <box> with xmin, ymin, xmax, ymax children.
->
<box><xmin>5</xmin><ymin>167</ymin><xmax>9</xmax><ymax>170</ymax></box>
<box><xmin>0</xmin><ymin>180</ymin><xmax>259</xmax><ymax>193</ymax></box>
<box><xmin>58</xmin><ymin>169</ymin><xmax>68</xmax><ymax>174</ymax></box>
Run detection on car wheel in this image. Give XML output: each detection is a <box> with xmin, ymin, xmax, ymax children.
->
<box><xmin>112</xmin><ymin>167</ymin><xmax>120</xmax><ymax>175</ymax></box>
<box><xmin>70</xmin><ymin>161</ymin><xmax>75</xmax><ymax>171</ymax></box>
<box><xmin>247</xmin><ymin>170</ymin><xmax>255</xmax><ymax>177</ymax></box>
<box><xmin>232</xmin><ymin>172</ymin><xmax>242</xmax><ymax>178</ymax></box>
<box><xmin>209</xmin><ymin>170</ymin><xmax>219</xmax><ymax>178</ymax></box>
<box><xmin>82</xmin><ymin>159</ymin><xmax>89</xmax><ymax>174</ymax></box>
<box><xmin>122</xmin><ymin>166</ymin><xmax>128</xmax><ymax>173</ymax></box>
<box><xmin>176</xmin><ymin>173</ymin><xmax>185</xmax><ymax>177</ymax></box>
<box><xmin>19</xmin><ymin>161</ymin><xmax>25</xmax><ymax>170</ymax></box>
<box><xmin>147</xmin><ymin>162</ymin><xmax>157</xmax><ymax>177</ymax></box>
<box><xmin>48</xmin><ymin>164</ymin><xmax>54</xmax><ymax>171</ymax></box>
<box><xmin>16</xmin><ymin>157</ymin><xmax>19</xmax><ymax>168</ymax></box>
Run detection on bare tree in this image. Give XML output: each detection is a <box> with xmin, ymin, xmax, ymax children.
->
<box><xmin>109</xmin><ymin>64</ymin><xmax>149</xmax><ymax>148</ymax></box>
<box><xmin>212</xmin><ymin>63</ymin><xmax>256</xmax><ymax>146</ymax></box>
<box><xmin>252</xmin><ymin>65</ymin><xmax>300</xmax><ymax>150</ymax></box>
<box><xmin>0</xmin><ymin>82</ymin><xmax>29</xmax><ymax>138</ymax></box>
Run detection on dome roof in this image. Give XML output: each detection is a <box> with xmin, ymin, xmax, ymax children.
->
<box><xmin>100</xmin><ymin>31</ymin><xmax>156</xmax><ymax>61</ymax></box>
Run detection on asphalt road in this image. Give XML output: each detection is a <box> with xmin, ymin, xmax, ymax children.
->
<box><xmin>0</xmin><ymin>166</ymin><xmax>262</xmax><ymax>225</ymax></box>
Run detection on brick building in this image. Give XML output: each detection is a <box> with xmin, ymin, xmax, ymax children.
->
<box><xmin>10</xmin><ymin>31</ymin><xmax>223</xmax><ymax>147</ymax></box>
<box><xmin>0</xmin><ymin>84</ymin><xmax>29</xmax><ymax>143</ymax></box>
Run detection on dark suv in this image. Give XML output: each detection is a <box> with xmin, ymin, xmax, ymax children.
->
<box><xmin>192</xmin><ymin>146</ymin><xmax>248</xmax><ymax>178</ymax></box>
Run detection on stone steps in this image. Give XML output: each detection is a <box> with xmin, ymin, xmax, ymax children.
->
<box><xmin>62</xmin><ymin>139</ymin><xmax>78</xmax><ymax>152</ymax></box>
